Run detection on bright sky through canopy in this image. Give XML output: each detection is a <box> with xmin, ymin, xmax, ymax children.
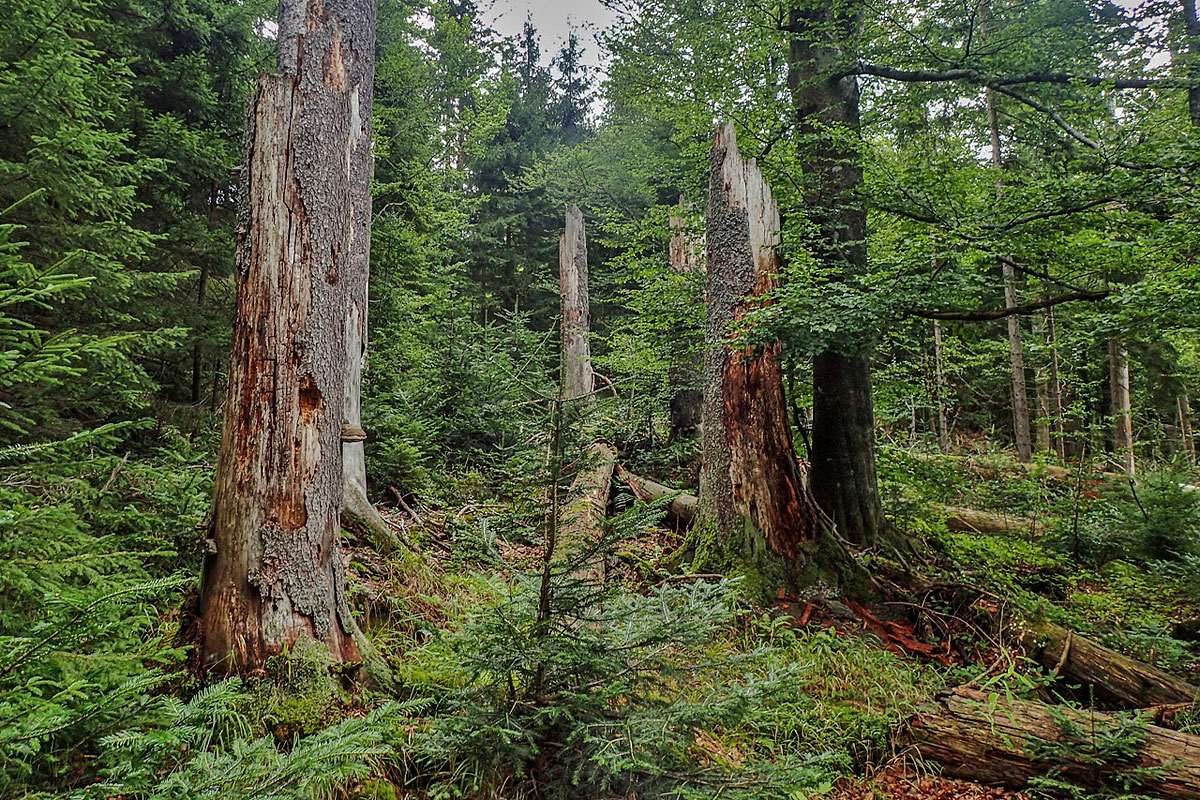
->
<box><xmin>487</xmin><ymin>0</ymin><xmax>616</xmax><ymax>70</ymax></box>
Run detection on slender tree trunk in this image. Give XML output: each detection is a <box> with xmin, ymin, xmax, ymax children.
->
<box><xmin>334</xmin><ymin>0</ymin><xmax>395</xmax><ymax>548</ymax></box>
<box><xmin>986</xmin><ymin>88</ymin><xmax>1033</xmax><ymax>462</ymax></box>
<box><xmin>1109</xmin><ymin>338</ymin><xmax>1135</xmax><ymax>477</ymax></box>
<box><xmin>1046</xmin><ymin>306</ymin><xmax>1067</xmax><ymax>460</ymax></box>
<box><xmin>1185</xmin><ymin>0</ymin><xmax>1200</xmax><ymax>126</ymax></box>
<box><xmin>1180</xmin><ymin>394</ymin><xmax>1196</xmax><ymax>465</ymax></box>
<box><xmin>788</xmin><ymin>2</ymin><xmax>883</xmax><ymax>546</ymax></box>
<box><xmin>198</xmin><ymin>0</ymin><xmax>385</xmax><ymax>680</ymax></box>
<box><xmin>191</xmin><ymin>182</ymin><xmax>219</xmax><ymax>404</ymax></box>
<box><xmin>1032</xmin><ymin>312</ymin><xmax>1052</xmax><ymax>453</ymax></box>
<box><xmin>560</xmin><ymin>203</ymin><xmax>593</xmax><ymax>402</ymax></box>
<box><xmin>932</xmin><ymin>319</ymin><xmax>951</xmax><ymax>453</ymax></box>
<box><xmin>695</xmin><ymin>122</ymin><xmax>824</xmax><ymax>588</ymax></box>
<box><xmin>668</xmin><ymin>205</ymin><xmax>702</xmax><ymax>440</ymax></box>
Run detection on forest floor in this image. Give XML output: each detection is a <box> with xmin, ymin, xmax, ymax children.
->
<box><xmin>333</xmin><ymin>444</ymin><xmax>1200</xmax><ymax>798</ymax></box>
<box><xmin>6</xmin><ymin>434</ymin><xmax>1199</xmax><ymax>798</ymax></box>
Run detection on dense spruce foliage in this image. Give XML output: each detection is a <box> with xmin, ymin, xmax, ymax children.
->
<box><xmin>2</xmin><ymin>0</ymin><xmax>1199</xmax><ymax>797</ymax></box>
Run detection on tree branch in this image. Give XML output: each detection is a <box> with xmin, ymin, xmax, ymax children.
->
<box><xmin>912</xmin><ymin>289</ymin><xmax>1109</xmax><ymax>321</ymax></box>
<box><xmin>842</xmin><ymin>62</ymin><xmax>1193</xmax><ymax>90</ymax></box>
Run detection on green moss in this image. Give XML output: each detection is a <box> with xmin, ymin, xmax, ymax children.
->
<box><xmin>242</xmin><ymin>638</ymin><xmax>346</xmax><ymax>739</ymax></box>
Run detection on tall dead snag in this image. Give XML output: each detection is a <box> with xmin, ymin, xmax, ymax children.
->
<box><xmin>1109</xmin><ymin>339</ymin><xmax>1135</xmax><ymax>477</ymax></box>
<box><xmin>695</xmin><ymin>122</ymin><xmax>824</xmax><ymax>586</ymax></box>
<box><xmin>905</xmin><ymin>688</ymin><xmax>1200</xmax><ymax>799</ymax></box>
<box><xmin>560</xmin><ymin>203</ymin><xmax>593</xmax><ymax>402</ymax></box>
<box><xmin>555</xmin><ymin>205</ymin><xmax>613</xmax><ymax>574</ymax></box>
<box><xmin>198</xmin><ymin>0</ymin><xmax>385</xmax><ymax>679</ymax></box>
<box><xmin>788</xmin><ymin>1</ymin><xmax>883</xmax><ymax>546</ymax></box>
<box><xmin>332</xmin><ymin>0</ymin><xmax>399</xmax><ymax>553</ymax></box>
<box><xmin>668</xmin><ymin>206</ymin><xmax>703</xmax><ymax>441</ymax></box>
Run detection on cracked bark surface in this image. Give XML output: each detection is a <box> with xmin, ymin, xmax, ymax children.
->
<box><xmin>199</xmin><ymin>0</ymin><xmax>382</xmax><ymax>677</ymax></box>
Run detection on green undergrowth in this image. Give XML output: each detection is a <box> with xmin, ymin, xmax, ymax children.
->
<box><xmin>883</xmin><ymin>446</ymin><xmax>1200</xmax><ymax>680</ymax></box>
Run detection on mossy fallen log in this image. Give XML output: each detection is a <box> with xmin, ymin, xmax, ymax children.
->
<box><xmin>1018</xmin><ymin>618</ymin><xmax>1199</xmax><ymax>707</ymax></box>
<box><xmin>905</xmin><ymin>687</ymin><xmax>1200</xmax><ymax>799</ymax></box>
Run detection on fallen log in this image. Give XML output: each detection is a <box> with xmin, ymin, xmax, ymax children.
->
<box><xmin>615</xmin><ymin>465</ymin><xmax>698</xmax><ymax>527</ymax></box>
<box><xmin>904</xmin><ymin>687</ymin><xmax>1200</xmax><ymax>799</ymax></box>
<box><xmin>936</xmin><ymin>504</ymin><xmax>1044</xmax><ymax>535</ymax></box>
<box><xmin>558</xmin><ymin>442</ymin><xmax>617</xmax><ymax>577</ymax></box>
<box><xmin>1018</xmin><ymin>617</ymin><xmax>1199</xmax><ymax>707</ymax></box>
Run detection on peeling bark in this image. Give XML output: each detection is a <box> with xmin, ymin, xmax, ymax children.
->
<box><xmin>696</xmin><ymin>122</ymin><xmax>823</xmax><ymax>580</ymax></box>
<box><xmin>199</xmin><ymin>0</ymin><xmax>382</xmax><ymax>678</ymax></box>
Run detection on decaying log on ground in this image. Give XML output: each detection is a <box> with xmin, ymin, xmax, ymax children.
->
<box><xmin>1018</xmin><ymin>618</ymin><xmax>1199</xmax><ymax>707</ymax></box>
<box><xmin>904</xmin><ymin>687</ymin><xmax>1200</xmax><ymax>799</ymax></box>
<box><xmin>935</xmin><ymin>504</ymin><xmax>1044</xmax><ymax>535</ymax></box>
<box><xmin>558</xmin><ymin>442</ymin><xmax>617</xmax><ymax>576</ymax></box>
<box><xmin>615</xmin><ymin>465</ymin><xmax>698</xmax><ymax>527</ymax></box>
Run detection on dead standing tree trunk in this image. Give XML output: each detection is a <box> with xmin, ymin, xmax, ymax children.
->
<box><xmin>198</xmin><ymin>0</ymin><xmax>387</xmax><ymax>681</ymax></box>
<box><xmin>560</xmin><ymin>203</ymin><xmax>593</xmax><ymax>403</ymax></box>
<box><xmin>335</xmin><ymin>0</ymin><xmax>400</xmax><ymax>553</ymax></box>
<box><xmin>694</xmin><ymin>122</ymin><xmax>826</xmax><ymax>588</ymax></box>
<box><xmin>556</xmin><ymin>204</ymin><xmax>614</xmax><ymax>576</ymax></box>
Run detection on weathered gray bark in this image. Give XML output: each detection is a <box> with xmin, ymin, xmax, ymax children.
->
<box><xmin>560</xmin><ymin>203</ymin><xmax>593</xmax><ymax>402</ymax></box>
<box><xmin>695</xmin><ymin>122</ymin><xmax>823</xmax><ymax>584</ymax></box>
<box><xmin>986</xmin><ymin>87</ymin><xmax>1034</xmax><ymax>463</ymax></box>
<box><xmin>932</xmin><ymin>320</ymin><xmax>951</xmax><ymax>453</ymax></box>
<box><xmin>1108</xmin><ymin>338</ymin><xmax>1135</xmax><ymax>477</ymax></box>
<box><xmin>328</xmin><ymin>0</ymin><xmax>398</xmax><ymax>553</ymax></box>
<box><xmin>558</xmin><ymin>442</ymin><xmax>616</xmax><ymax>578</ymax></box>
<box><xmin>668</xmin><ymin>206</ymin><xmax>702</xmax><ymax>441</ymax></box>
<box><xmin>199</xmin><ymin>0</ymin><xmax>385</xmax><ymax>679</ymax></box>
<box><xmin>788</xmin><ymin>2</ymin><xmax>883</xmax><ymax>547</ymax></box>
<box><xmin>905</xmin><ymin>687</ymin><xmax>1200</xmax><ymax>799</ymax></box>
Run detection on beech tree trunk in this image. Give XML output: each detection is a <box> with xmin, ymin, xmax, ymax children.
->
<box><xmin>668</xmin><ymin>206</ymin><xmax>702</xmax><ymax>440</ymax></box>
<box><xmin>1033</xmin><ymin>313</ymin><xmax>1053</xmax><ymax>453</ymax></box>
<box><xmin>695</xmin><ymin>121</ymin><xmax>823</xmax><ymax>583</ymax></box>
<box><xmin>198</xmin><ymin>0</ymin><xmax>382</xmax><ymax>678</ymax></box>
<box><xmin>1109</xmin><ymin>338</ymin><xmax>1135</xmax><ymax>477</ymax></box>
<box><xmin>788</xmin><ymin>1</ymin><xmax>883</xmax><ymax>546</ymax></box>
<box><xmin>1046</xmin><ymin>306</ymin><xmax>1067</xmax><ymax>460</ymax></box>
<box><xmin>932</xmin><ymin>320</ymin><xmax>951</xmax><ymax>453</ymax></box>
<box><xmin>986</xmin><ymin>88</ymin><xmax>1034</xmax><ymax>463</ymax></box>
<box><xmin>560</xmin><ymin>203</ymin><xmax>593</xmax><ymax>402</ymax></box>
<box><xmin>1180</xmin><ymin>394</ymin><xmax>1196</xmax><ymax>465</ymax></box>
<box><xmin>906</xmin><ymin>687</ymin><xmax>1200</xmax><ymax>799</ymax></box>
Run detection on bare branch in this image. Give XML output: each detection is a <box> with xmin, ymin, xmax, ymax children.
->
<box><xmin>912</xmin><ymin>289</ymin><xmax>1110</xmax><ymax>321</ymax></box>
